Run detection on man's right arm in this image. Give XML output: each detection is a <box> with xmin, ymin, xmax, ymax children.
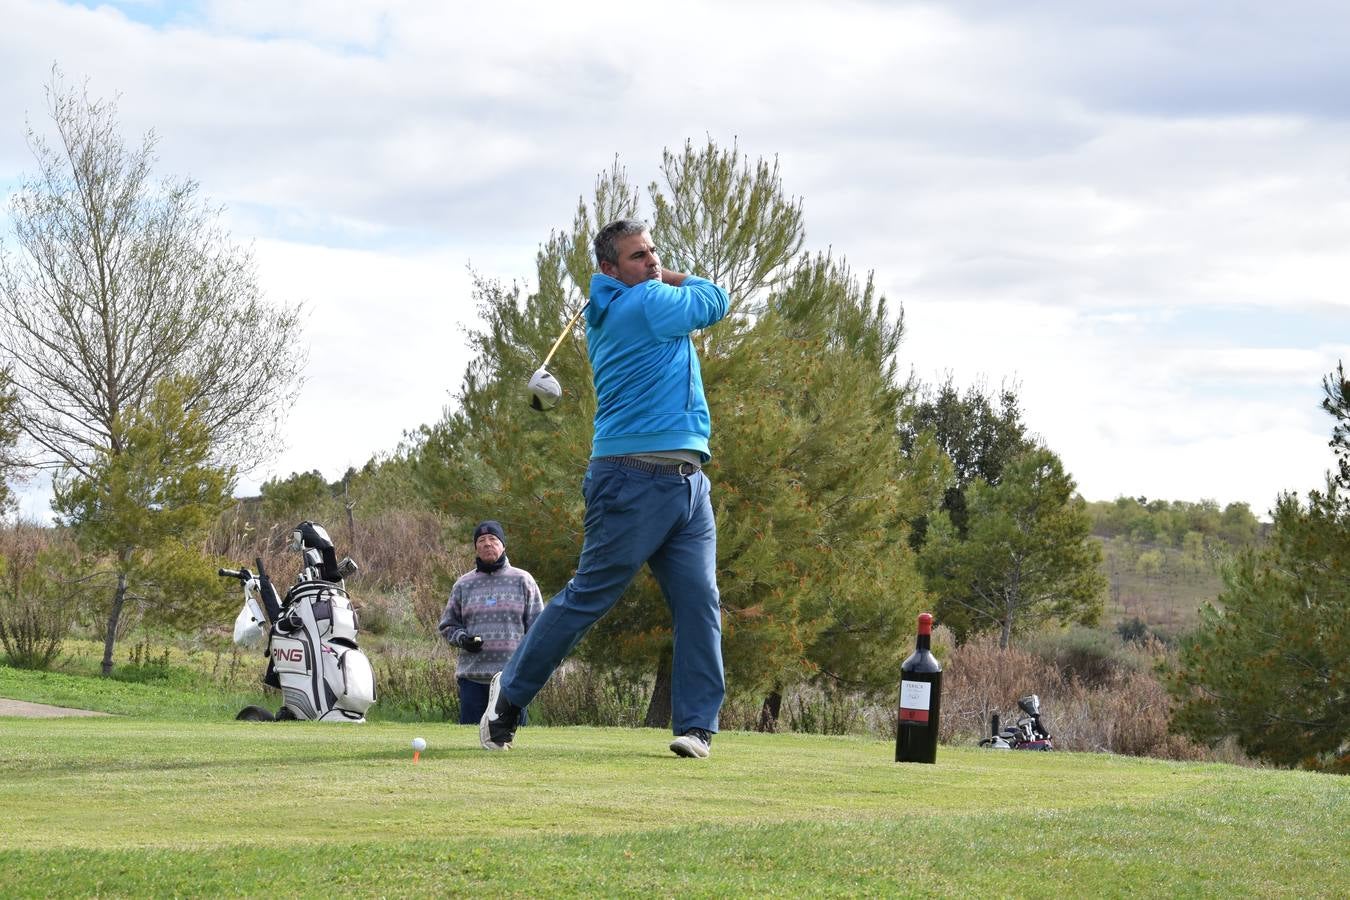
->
<box><xmin>437</xmin><ymin>580</ymin><xmax>466</xmax><ymax>644</ymax></box>
<box><xmin>644</xmin><ymin>276</ymin><xmax>730</xmax><ymax>337</ymax></box>
<box><xmin>439</xmin><ymin>587</ymin><xmax>483</xmax><ymax>651</ymax></box>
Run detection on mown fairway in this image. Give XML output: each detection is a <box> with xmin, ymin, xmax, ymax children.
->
<box><xmin>0</xmin><ymin>717</ymin><xmax>1345</xmax><ymax>897</ymax></box>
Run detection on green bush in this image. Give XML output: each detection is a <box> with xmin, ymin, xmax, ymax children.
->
<box><xmin>1022</xmin><ymin>625</ymin><xmax>1139</xmax><ymax>686</ymax></box>
<box><xmin>111</xmin><ymin>640</ymin><xmax>175</xmax><ymax>683</ymax></box>
<box><xmin>531</xmin><ymin>663</ymin><xmax>650</xmax><ymax>728</ymax></box>
<box><xmin>1116</xmin><ymin>616</ymin><xmax>1173</xmax><ymax>647</ymax></box>
<box><xmin>785</xmin><ymin>683</ymin><xmax>865</xmax><ymax>735</ymax></box>
<box><xmin>373</xmin><ymin>643</ymin><xmax>460</xmax><ymax>722</ymax></box>
<box><xmin>354</xmin><ymin>595</ymin><xmax>396</xmax><ymax>636</ymax></box>
<box><xmin>1115</xmin><ymin>616</ymin><xmax>1151</xmax><ymax>644</ymax></box>
<box><xmin>0</xmin><ymin>526</ymin><xmax>77</xmax><ymax>670</ymax></box>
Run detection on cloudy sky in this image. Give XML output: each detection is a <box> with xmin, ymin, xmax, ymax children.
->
<box><xmin>3</xmin><ymin>0</ymin><xmax>1349</xmax><ymax>520</ymax></box>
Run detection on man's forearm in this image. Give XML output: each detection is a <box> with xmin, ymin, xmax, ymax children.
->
<box><xmin>661</xmin><ymin>268</ymin><xmax>690</xmax><ymax>286</ymax></box>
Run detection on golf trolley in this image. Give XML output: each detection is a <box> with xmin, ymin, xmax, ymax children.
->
<box><xmin>978</xmin><ymin>694</ymin><xmax>1054</xmax><ymax>751</ymax></box>
<box><xmin>224</xmin><ymin>521</ymin><xmax>376</xmax><ymax>723</ymax></box>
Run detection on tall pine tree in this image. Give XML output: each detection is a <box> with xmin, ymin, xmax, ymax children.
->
<box><xmin>918</xmin><ymin>447</ymin><xmax>1104</xmax><ymax>648</ymax></box>
<box><xmin>1168</xmin><ymin>363</ymin><xmax>1350</xmax><ymax>772</ymax></box>
<box><xmin>53</xmin><ymin>376</ymin><xmax>234</xmax><ymax>674</ymax></box>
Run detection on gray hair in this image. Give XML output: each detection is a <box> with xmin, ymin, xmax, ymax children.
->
<box><xmin>593</xmin><ymin>218</ymin><xmax>649</xmax><ymax>267</ymax></box>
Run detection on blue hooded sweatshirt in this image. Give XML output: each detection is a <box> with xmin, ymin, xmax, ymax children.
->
<box><xmin>586</xmin><ymin>273</ymin><xmax>730</xmax><ymax>461</ymax></box>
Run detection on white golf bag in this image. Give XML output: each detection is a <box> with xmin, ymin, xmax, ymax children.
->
<box><xmin>225</xmin><ymin>521</ymin><xmax>376</xmax><ymax>723</ymax></box>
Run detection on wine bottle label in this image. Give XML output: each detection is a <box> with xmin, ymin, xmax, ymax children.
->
<box><xmin>899</xmin><ymin>679</ymin><xmax>931</xmax><ymax>723</ymax></box>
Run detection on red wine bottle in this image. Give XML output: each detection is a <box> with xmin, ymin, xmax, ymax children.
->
<box><xmin>895</xmin><ymin>612</ymin><xmax>942</xmax><ymax>763</ymax></box>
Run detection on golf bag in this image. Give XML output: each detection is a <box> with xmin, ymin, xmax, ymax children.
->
<box><xmin>978</xmin><ymin>694</ymin><xmax>1054</xmax><ymax>750</ymax></box>
<box><xmin>225</xmin><ymin>521</ymin><xmax>376</xmax><ymax>723</ymax></box>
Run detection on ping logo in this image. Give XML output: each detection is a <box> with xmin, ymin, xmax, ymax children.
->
<box><xmin>273</xmin><ymin>646</ymin><xmax>305</xmax><ymax>663</ymax></box>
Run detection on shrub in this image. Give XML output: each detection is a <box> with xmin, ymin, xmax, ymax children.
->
<box><xmin>374</xmin><ymin>641</ymin><xmax>460</xmax><ymax>722</ymax></box>
<box><xmin>208</xmin><ymin>641</ymin><xmax>262</xmax><ymax>691</ymax></box>
<box><xmin>531</xmin><ymin>663</ymin><xmax>650</xmax><ymax>728</ymax></box>
<box><xmin>1021</xmin><ymin>625</ymin><xmax>1138</xmax><ymax>687</ymax></box>
<box><xmin>350</xmin><ymin>509</ymin><xmax>451</xmax><ymax>592</ymax></box>
<box><xmin>717</xmin><ymin>690</ymin><xmax>765</xmax><ymax>732</ymax></box>
<box><xmin>409</xmin><ymin>551</ymin><xmax>472</xmax><ymax>635</ymax></box>
<box><xmin>938</xmin><ymin>632</ymin><xmax>1064</xmax><ymax>744</ymax></box>
<box><xmin>112</xmin><ymin>639</ymin><xmax>175</xmax><ymax>683</ymax></box>
<box><xmin>1116</xmin><ymin>616</ymin><xmax>1173</xmax><ymax>647</ymax></box>
<box><xmin>210</xmin><ymin>507</ymin><xmax>454</xmax><ymax>597</ymax></box>
<box><xmin>1116</xmin><ymin>616</ymin><xmax>1149</xmax><ymax>644</ymax></box>
<box><xmin>353</xmin><ymin>591</ymin><xmax>409</xmax><ymax>637</ymax></box>
<box><xmin>1048</xmin><ymin>670</ymin><xmax>1204</xmax><ymax>759</ymax></box>
<box><xmin>0</xmin><ymin>523</ymin><xmax>76</xmax><ymax>670</ymax></box>
<box><xmin>785</xmin><ymin>682</ymin><xmax>866</xmax><ymax>735</ymax></box>
<box><xmin>939</xmin><ymin>627</ymin><xmax>1215</xmax><ymax>761</ymax></box>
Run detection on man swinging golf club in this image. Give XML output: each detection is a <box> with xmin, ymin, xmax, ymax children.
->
<box><xmin>485</xmin><ymin>218</ymin><xmax>730</xmax><ymax>758</ymax></box>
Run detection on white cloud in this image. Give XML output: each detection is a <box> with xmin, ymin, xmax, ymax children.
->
<box><xmin>233</xmin><ymin>239</ymin><xmax>481</xmax><ymax>492</ymax></box>
<box><xmin>197</xmin><ymin>0</ymin><xmax>389</xmax><ymax>46</ymax></box>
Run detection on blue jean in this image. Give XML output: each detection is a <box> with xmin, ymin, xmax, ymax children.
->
<box><xmin>500</xmin><ymin>458</ymin><xmax>724</xmax><ymax>735</ymax></box>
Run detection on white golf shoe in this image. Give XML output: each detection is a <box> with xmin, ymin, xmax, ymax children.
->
<box><xmin>479</xmin><ymin>672</ymin><xmax>521</xmax><ymax>751</ymax></box>
<box><xmin>669</xmin><ymin>728</ymin><xmax>712</xmax><ymax>759</ymax></box>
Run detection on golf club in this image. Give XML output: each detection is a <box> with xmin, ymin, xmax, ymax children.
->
<box><xmin>529</xmin><ymin>300</ymin><xmax>589</xmax><ymax>410</ymax></box>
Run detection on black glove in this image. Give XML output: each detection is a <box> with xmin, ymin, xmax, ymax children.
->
<box><xmin>457</xmin><ymin>633</ymin><xmax>483</xmax><ymax>653</ymax></box>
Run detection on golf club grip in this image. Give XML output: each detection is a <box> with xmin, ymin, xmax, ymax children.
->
<box><xmin>540</xmin><ymin>301</ymin><xmax>589</xmax><ymax>369</ymax></box>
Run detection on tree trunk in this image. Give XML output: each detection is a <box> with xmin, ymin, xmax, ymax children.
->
<box><xmin>758</xmin><ymin>689</ymin><xmax>783</xmax><ymax>732</ymax></box>
<box><xmin>100</xmin><ymin>569</ymin><xmax>129</xmax><ymax>677</ymax></box>
<box><xmin>643</xmin><ymin>645</ymin><xmax>673</xmax><ymax>729</ymax></box>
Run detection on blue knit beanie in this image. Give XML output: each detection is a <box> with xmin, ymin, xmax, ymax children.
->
<box><xmin>473</xmin><ymin>520</ymin><xmax>506</xmax><ymax>546</ymax></box>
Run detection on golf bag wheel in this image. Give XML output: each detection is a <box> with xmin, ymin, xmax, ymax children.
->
<box><xmin>235</xmin><ymin>705</ymin><xmax>275</xmax><ymax>722</ymax></box>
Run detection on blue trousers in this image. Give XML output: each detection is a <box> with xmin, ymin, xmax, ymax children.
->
<box><xmin>500</xmin><ymin>458</ymin><xmax>724</xmax><ymax>735</ymax></box>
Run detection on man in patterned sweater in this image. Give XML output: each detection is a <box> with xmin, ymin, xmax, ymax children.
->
<box><xmin>437</xmin><ymin>521</ymin><xmax>543</xmax><ymax>725</ymax></box>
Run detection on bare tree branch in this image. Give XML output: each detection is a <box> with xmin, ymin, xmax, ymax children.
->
<box><xmin>0</xmin><ymin>70</ymin><xmax>305</xmax><ymax>475</ymax></box>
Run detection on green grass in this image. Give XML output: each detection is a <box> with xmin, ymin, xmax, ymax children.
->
<box><xmin>1</xmin><ymin>658</ymin><xmax>1345</xmax><ymax>896</ymax></box>
<box><xmin>0</xmin><ymin>655</ymin><xmax>273</xmax><ymax>720</ymax></box>
<box><xmin>2</xmin><ymin>637</ymin><xmax>457</xmax><ymax>723</ymax></box>
<box><xmin>0</xmin><ymin>716</ymin><xmax>1344</xmax><ymax>897</ymax></box>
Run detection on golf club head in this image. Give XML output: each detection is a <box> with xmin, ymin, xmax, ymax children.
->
<box><xmin>528</xmin><ymin>366</ymin><xmax>562</xmax><ymax>411</ymax></box>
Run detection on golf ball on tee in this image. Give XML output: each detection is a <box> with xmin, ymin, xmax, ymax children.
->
<box><xmin>412</xmin><ymin>737</ymin><xmax>427</xmax><ymax>752</ymax></box>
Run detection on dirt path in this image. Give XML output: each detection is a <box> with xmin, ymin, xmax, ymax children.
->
<box><xmin>0</xmin><ymin>697</ymin><xmax>111</xmax><ymax>717</ymax></box>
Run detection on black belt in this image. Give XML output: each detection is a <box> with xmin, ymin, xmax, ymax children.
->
<box><xmin>607</xmin><ymin>456</ymin><xmax>701</xmax><ymax>475</ymax></box>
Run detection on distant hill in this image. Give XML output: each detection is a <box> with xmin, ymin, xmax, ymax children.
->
<box><xmin>1095</xmin><ymin>536</ymin><xmax>1225</xmax><ymax>637</ymax></box>
<box><xmin>1085</xmin><ymin>496</ymin><xmax>1266</xmax><ymax>639</ymax></box>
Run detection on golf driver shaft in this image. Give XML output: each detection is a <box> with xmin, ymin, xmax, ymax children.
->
<box><xmin>540</xmin><ymin>301</ymin><xmax>590</xmax><ymax>369</ymax></box>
